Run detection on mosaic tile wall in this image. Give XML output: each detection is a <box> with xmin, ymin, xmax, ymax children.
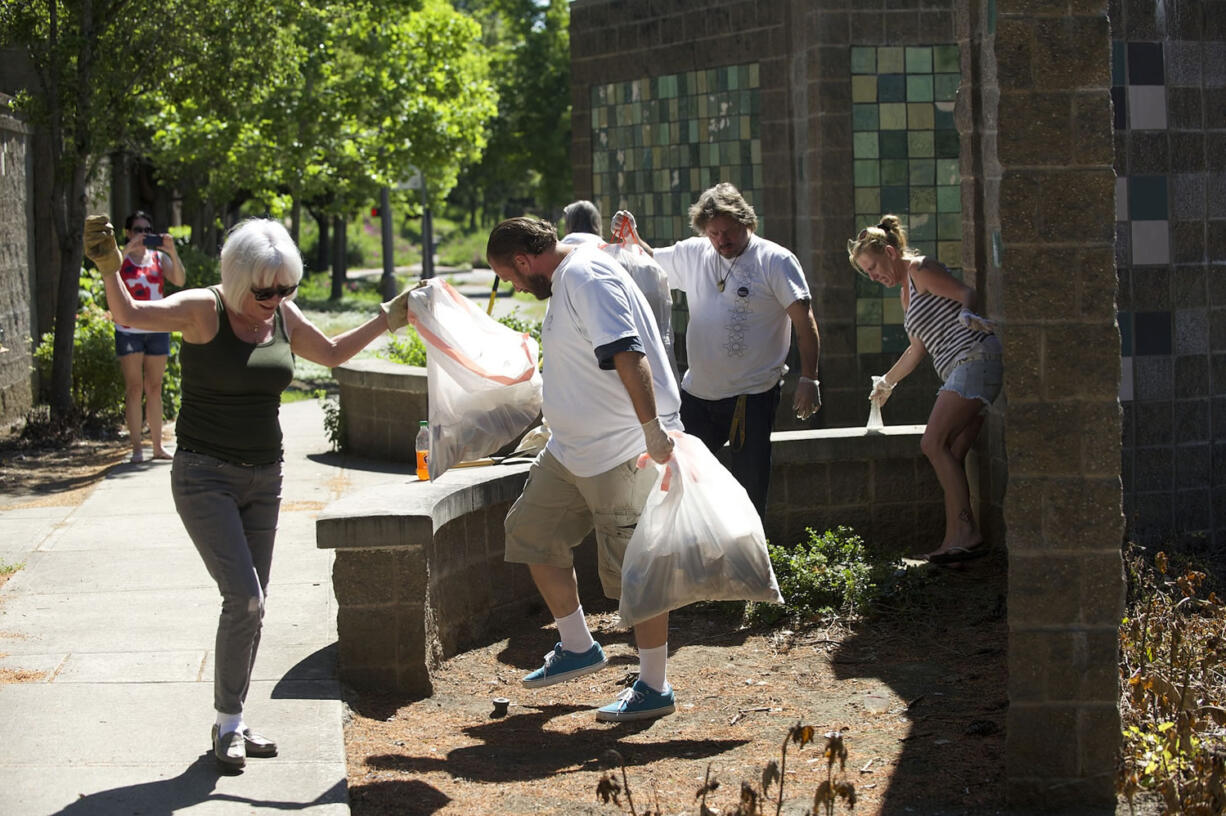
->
<box><xmin>588</xmin><ymin>64</ymin><xmax>762</xmax><ymax>248</ymax></box>
<box><xmin>1112</xmin><ymin>2</ymin><xmax>1226</xmax><ymax>558</ymax></box>
<box><xmin>850</xmin><ymin>44</ymin><xmax>962</xmax><ymax>357</ymax></box>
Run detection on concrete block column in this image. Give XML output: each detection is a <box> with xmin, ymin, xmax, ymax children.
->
<box><xmin>989</xmin><ymin>1</ymin><xmax>1126</xmax><ymax>808</ymax></box>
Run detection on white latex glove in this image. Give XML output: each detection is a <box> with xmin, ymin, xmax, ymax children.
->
<box><xmin>793</xmin><ymin>377</ymin><xmax>821</xmax><ymax>420</ymax></box>
<box><xmin>958</xmin><ymin>307</ymin><xmax>995</xmax><ymax>334</ymax></box>
<box><xmin>83</xmin><ymin>215</ymin><xmax>123</xmax><ymax>276</ymax></box>
<box><xmin>380</xmin><ymin>289</ymin><xmax>412</xmax><ymax>333</ymax></box>
<box><xmin>610</xmin><ymin>210</ymin><xmax>639</xmax><ymax>243</ymax></box>
<box><xmin>869</xmin><ymin>376</ymin><xmax>895</xmax><ymax>407</ymax></box>
<box><xmin>641</xmin><ymin>417</ymin><xmax>674</xmax><ymax>464</ymax></box>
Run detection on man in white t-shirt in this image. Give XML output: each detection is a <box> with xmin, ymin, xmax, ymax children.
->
<box><xmin>558</xmin><ymin>199</ymin><xmax>603</xmax><ymax>247</ymax></box>
<box><xmin>485</xmin><ymin>216</ymin><xmax>683</xmax><ymax>722</ymax></box>
<box><xmin>611</xmin><ymin>183</ymin><xmax>822</xmax><ymax>517</ymax></box>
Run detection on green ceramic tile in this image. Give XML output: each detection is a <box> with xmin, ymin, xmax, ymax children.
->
<box><xmin>855</xmin><ymin>274</ymin><xmax>880</xmax><ymax>298</ymax></box>
<box><xmin>908</xmin><ymin>131</ymin><xmax>935</xmax><ymax>158</ymax></box>
<box><xmin>881</xmin><ymin>186</ymin><xmax>908</xmax><ymax>213</ymax></box>
<box><xmin>878</xmin><ymin>74</ymin><xmax>906</xmax><ymax>102</ymax></box>
<box><xmin>852</xmin><ymin>75</ymin><xmax>878</xmax><ymax>103</ymax></box>
<box><xmin>878</xmin><ymin>46</ymin><xmax>904</xmax><ymax>73</ymax></box>
<box><xmin>934</xmin><ymin>100</ymin><xmax>956</xmax><ymax>129</ymax></box>
<box><xmin>880</xmin><ymin>103</ymin><xmax>907</xmax><ymax>130</ymax></box>
<box><xmin>934</xmin><ymin>44</ymin><xmax>960</xmax><ymax>73</ymax></box>
<box><xmin>910</xmin><ymin>187</ymin><xmax>937</xmax><ymax>212</ymax></box>
<box><xmin>880</xmin><ymin>131</ymin><xmax>908</xmax><ymax>158</ymax></box>
<box><xmin>909</xmin><ymin>159</ymin><xmax>935</xmax><ymax>186</ymax></box>
<box><xmin>1111</xmin><ymin>40</ymin><xmax>1125</xmax><ymax>85</ymax></box>
<box><xmin>907</xmin><ymin>103</ymin><xmax>935</xmax><ymax>130</ymax></box>
<box><xmin>854</xmin><ymin>132</ymin><xmax>879</xmax><ymax>158</ymax></box>
<box><xmin>858</xmin><ymin>326</ymin><xmax>883</xmax><ymax>354</ymax></box>
<box><xmin>883</xmin><ymin>297</ymin><xmax>905</xmax><ymax>324</ymax></box>
<box><xmin>937</xmin><ymin>185</ymin><xmax>961</xmax><ymax>212</ymax></box>
<box><xmin>938</xmin><ymin>213</ymin><xmax>963</xmax><ymax>239</ymax></box>
<box><xmin>853</xmin><ymin>103</ymin><xmax>880</xmax><ymax>131</ymax></box>
<box><xmin>854</xmin><ymin>160</ymin><xmax>881</xmax><ymax>186</ymax></box>
<box><xmin>851</xmin><ymin>46</ymin><xmax>876</xmax><ymax>74</ymax></box>
<box><xmin>857</xmin><ymin>297</ymin><xmax>883</xmax><ymax>324</ymax></box>
<box><xmin>881</xmin><ymin>159</ymin><xmax>909</xmax><ymax>186</ymax></box>
<box><xmin>855</xmin><ymin>187</ymin><xmax>881</xmax><ymax>214</ymax></box>
<box><xmin>907</xmin><ymin>75</ymin><xmax>934</xmax><ymax>102</ymax></box>
<box><xmin>909</xmin><ymin>213</ymin><xmax>935</xmax><ymax>242</ymax></box>
<box><xmin>935</xmin><ymin>130</ymin><xmax>960</xmax><ymax>157</ymax></box>
<box><xmin>938</xmin><ymin>241</ymin><xmax>963</xmax><ymax>267</ymax></box>
<box><xmin>751</xmin><ymin>139</ymin><xmax>761</xmax><ymax>163</ymax></box>
<box><xmin>934</xmin><ymin>73</ymin><xmax>960</xmax><ymax>101</ymax></box>
<box><xmin>882</xmin><ymin>324</ymin><xmax>909</xmax><ymax>353</ymax></box>
<box><xmin>936</xmin><ymin>158</ymin><xmax>960</xmax><ymax>186</ymax></box>
<box><xmin>905</xmin><ymin>46</ymin><xmax>933</xmax><ymax>74</ymax></box>
<box><xmin>749</xmin><ymin>63</ymin><xmax>760</xmax><ymax>88</ymax></box>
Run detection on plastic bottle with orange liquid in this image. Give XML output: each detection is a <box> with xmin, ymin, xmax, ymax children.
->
<box><xmin>415</xmin><ymin>420</ymin><xmax>430</xmax><ymax>481</ymax></box>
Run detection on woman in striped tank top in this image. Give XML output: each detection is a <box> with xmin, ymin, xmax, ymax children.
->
<box><xmin>848</xmin><ymin>215</ymin><xmax>1003</xmax><ymax>564</ymax></box>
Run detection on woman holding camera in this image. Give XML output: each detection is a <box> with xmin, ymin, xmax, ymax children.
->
<box><xmin>85</xmin><ymin>214</ymin><xmax>412</xmax><ymax>771</ymax></box>
<box><xmin>115</xmin><ymin>211</ymin><xmax>186</xmax><ymax>463</ymax></box>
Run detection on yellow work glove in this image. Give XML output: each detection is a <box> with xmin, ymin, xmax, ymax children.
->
<box><xmin>379</xmin><ymin>289</ymin><xmax>412</xmax><ymax>333</ymax></box>
<box><xmin>83</xmin><ymin>215</ymin><xmax>123</xmax><ymax>276</ymax></box>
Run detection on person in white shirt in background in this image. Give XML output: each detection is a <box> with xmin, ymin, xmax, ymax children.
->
<box><xmin>612</xmin><ymin>183</ymin><xmax>822</xmax><ymax>518</ymax></box>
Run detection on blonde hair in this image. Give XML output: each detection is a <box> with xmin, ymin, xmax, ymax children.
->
<box><xmin>218</xmin><ymin>219</ymin><xmax>303</xmax><ymax>311</ymax></box>
<box><xmin>846</xmin><ymin>214</ymin><xmax>914</xmax><ymax>277</ymax></box>
<box><xmin>689</xmin><ymin>182</ymin><xmax>758</xmax><ymax>233</ymax></box>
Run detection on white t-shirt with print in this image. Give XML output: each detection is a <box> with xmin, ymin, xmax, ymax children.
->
<box><xmin>542</xmin><ymin>245</ymin><xmax>682</xmax><ymax>477</ymax></box>
<box><xmin>654</xmin><ymin>233</ymin><xmax>811</xmax><ymax>400</ymax></box>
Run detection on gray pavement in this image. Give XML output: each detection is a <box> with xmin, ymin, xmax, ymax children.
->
<box><xmin>0</xmin><ymin>399</ymin><xmax>412</xmax><ymax>815</ymax></box>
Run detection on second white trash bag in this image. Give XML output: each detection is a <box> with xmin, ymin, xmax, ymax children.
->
<box><xmin>600</xmin><ymin>239</ymin><xmax>680</xmax><ymax>382</ymax></box>
<box><xmin>618</xmin><ymin>432</ymin><xmax>784</xmax><ymax>627</ymax></box>
<box><xmin>405</xmin><ymin>278</ymin><xmax>542</xmax><ymax>480</ymax></box>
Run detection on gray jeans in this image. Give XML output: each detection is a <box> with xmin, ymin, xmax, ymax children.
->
<box><xmin>171</xmin><ymin>450</ymin><xmax>282</xmax><ymax>715</ymax></box>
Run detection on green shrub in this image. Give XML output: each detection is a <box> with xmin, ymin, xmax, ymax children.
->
<box><xmin>34</xmin><ymin>268</ymin><xmax>125</xmax><ymax>422</ymax></box>
<box><xmin>316</xmin><ymin>389</ymin><xmax>346</xmax><ymax>452</ymax></box>
<box><xmin>36</xmin><ymin>267</ymin><xmax>183</xmax><ymax>424</ymax></box>
<box><xmin>379</xmin><ymin>328</ymin><xmax>428</xmax><ymax>367</ymax></box>
<box><xmin>168</xmin><ymin>240</ymin><xmax>220</xmax><ymax>291</ymax></box>
<box><xmin>747</xmin><ymin>526</ymin><xmax>877</xmax><ymax>626</ymax></box>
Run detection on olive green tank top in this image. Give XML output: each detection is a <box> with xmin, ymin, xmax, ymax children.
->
<box><xmin>175</xmin><ymin>288</ymin><xmax>295</xmax><ymax>464</ymax></box>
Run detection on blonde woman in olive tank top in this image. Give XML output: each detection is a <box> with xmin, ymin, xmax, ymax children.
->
<box><xmin>848</xmin><ymin>216</ymin><xmax>1003</xmax><ymax>565</ymax></box>
<box><xmin>86</xmin><ymin>215</ymin><xmax>413</xmax><ymax>771</ymax></box>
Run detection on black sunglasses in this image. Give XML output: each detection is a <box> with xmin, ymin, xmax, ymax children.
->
<box><xmin>250</xmin><ymin>283</ymin><xmax>298</xmax><ymax>301</ymax></box>
<box><xmin>131</xmin><ymin>226</ymin><xmax>155</xmax><ymax>234</ymax></box>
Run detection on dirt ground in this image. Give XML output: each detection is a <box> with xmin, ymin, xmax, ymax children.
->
<box><xmin>342</xmin><ymin>559</ymin><xmax>1010</xmax><ymax>816</ymax></box>
<box><xmin>0</xmin><ymin>436</ymin><xmax>1014</xmax><ymax>815</ymax></box>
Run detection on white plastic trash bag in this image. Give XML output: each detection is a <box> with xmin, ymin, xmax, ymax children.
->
<box><xmin>600</xmin><ymin>240</ymin><xmax>679</xmax><ymax>382</ymax></box>
<box><xmin>405</xmin><ymin>278</ymin><xmax>542</xmax><ymax>480</ymax></box>
<box><xmin>618</xmin><ymin>432</ymin><xmax>784</xmax><ymax>627</ymax></box>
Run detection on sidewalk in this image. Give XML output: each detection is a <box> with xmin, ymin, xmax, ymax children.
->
<box><xmin>0</xmin><ymin>400</ymin><xmax>411</xmax><ymax>814</ymax></box>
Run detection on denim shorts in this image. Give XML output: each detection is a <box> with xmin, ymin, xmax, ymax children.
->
<box><xmin>939</xmin><ymin>335</ymin><xmax>1003</xmax><ymax>407</ymax></box>
<box><xmin>115</xmin><ymin>329</ymin><xmax>170</xmax><ymax>357</ymax></box>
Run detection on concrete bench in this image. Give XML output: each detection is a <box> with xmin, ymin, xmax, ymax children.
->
<box><xmin>316</xmin><ymin>425</ymin><xmax>941</xmax><ymax>696</ymax></box>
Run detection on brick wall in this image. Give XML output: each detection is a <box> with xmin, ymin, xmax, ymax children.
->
<box><xmin>0</xmin><ymin>96</ymin><xmax>33</xmax><ymax>424</ymax></box>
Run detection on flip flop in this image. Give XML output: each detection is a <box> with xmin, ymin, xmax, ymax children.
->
<box><xmin>928</xmin><ymin>544</ymin><xmax>989</xmax><ymax>564</ymax></box>
<box><xmin>129</xmin><ymin>452</ymin><xmax>145</xmax><ymax>464</ymax></box>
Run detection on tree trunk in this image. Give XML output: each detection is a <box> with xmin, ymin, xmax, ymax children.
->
<box><xmin>312</xmin><ymin>210</ymin><xmax>329</xmax><ymax>275</ymax></box>
<box><xmin>330</xmin><ymin>214</ymin><xmax>347</xmax><ymax>300</ymax></box>
<box><xmin>290</xmin><ymin>197</ymin><xmax>301</xmax><ymax>247</ymax></box>
<box><xmin>379</xmin><ymin>187</ymin><xmax>396</xmax><ymax>301</ymax></box>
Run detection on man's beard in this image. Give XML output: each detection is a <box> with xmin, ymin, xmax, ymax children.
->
<box><xmin>523</xmin><ymin>273</ymin><xmax>552</xmax><ymax>300</ymax></box>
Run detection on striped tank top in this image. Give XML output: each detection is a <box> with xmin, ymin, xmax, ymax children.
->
<box><xmin>903</xmin><ymin>268</ymin><xmax>991</xmax><ymax>381</ymax></box>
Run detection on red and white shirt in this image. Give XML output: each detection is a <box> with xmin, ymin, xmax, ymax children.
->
<box><xmin>117</xmin><ymin>251</ymin><xmax>167</xmax><ymax>333</ymax></box>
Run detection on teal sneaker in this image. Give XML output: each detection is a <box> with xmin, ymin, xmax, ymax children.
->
<box><xmin>522</xmin><ymin>642</ymin><xmax>607</xmax><ymax>688</ymax></box>
<box><xmin>596</xmin><ymin>679</ymin><xmax>676</xmax><ymax>722</ymax></box>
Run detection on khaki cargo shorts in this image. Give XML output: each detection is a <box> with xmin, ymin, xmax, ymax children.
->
<box><xmin>504</xmin><ymin>448</ymin><xmax>657</xmax><ymax>599</ymax></box>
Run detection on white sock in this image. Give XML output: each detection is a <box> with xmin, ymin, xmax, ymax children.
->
<box><xmin>637</xmin><ymin>643</ymin><xmax>668</xmax><ymax>693</ymax></box>
<box><xmin>555</xmin><ymin>606</ymin><xmax>595</xmax><ymax>654</ymax></box>
<box><xmin>216</xmin><ymin>712</ymin><xmax>243</xmax><ymax>735</ymax></box>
